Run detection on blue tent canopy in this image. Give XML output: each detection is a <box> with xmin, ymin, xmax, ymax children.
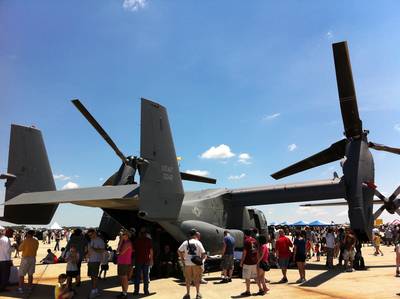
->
<box><xmin>292</xmin><ymin>220</ymin><xmax>309</xmax><ymax>226</ymax></box>
<box><xmin>309</xmin><ymin>220</ymin><xmax>330</xmax><ymax>226</ymax></box>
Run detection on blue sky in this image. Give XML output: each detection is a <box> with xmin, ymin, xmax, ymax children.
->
<box><xmin>1</xmin><ymin>0</ymin><xmax>400</xmax><ymax>227</ymax></box>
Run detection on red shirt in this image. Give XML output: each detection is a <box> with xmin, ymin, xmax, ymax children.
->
<box><xmin>275</xmin><ymin>235</ymin><xmax>292</xmax><ymax>259</ymax></box>
<box><xmin>243</xmin><ymin>236</ymin><xmax>258</xmax><ymax>265</ymax></box>
<box><xmin>133</xmin><ymin>237</ymin><xmax>152</xmax><ymax>264</ymax></box>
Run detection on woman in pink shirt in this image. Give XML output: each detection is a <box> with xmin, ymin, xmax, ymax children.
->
<box><xmin>117</xmin><ymin>230</ymin><xmax>133</xmax><ymax>299</ymax></box>
<box><xmin>256</xmin><ymin>235</ymin><xmax>270</xmax><ymax>295</ymax></box>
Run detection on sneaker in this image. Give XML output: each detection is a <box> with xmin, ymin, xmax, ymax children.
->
<box><xmin>228</xmin><ymin>278</ymin><xmax>232</xmax><ymax>282</ymax></box>
<box><xmin>300</xmin><ymin>278</ymin><xmax>307</xmax><ymax>283</ymax></box>
<box><xmin>396</xmin><ymin>270</ymin><xmax>400</xmax><ymax>277</ymax></box>
<box><xmin>144</xmin><ymin>290</ymin><xmax>150</xmax><ymax>296</ymax></box>
<box><xmin>196</xmin><ymin>293</ymin><xmax>202</xmax><ymax>299</ymax></box>
<box><xmin>346</xmin><ymin>268</ymin><xmax>354</xmax><ymax>272</ymax></box>
<box><xmin>240</xmin><ymin>291</ymin><xmax>251</xmax><ymax>297</ymax></box>
<box><xmin>132</xmin><ymin>291</ymin><xmax>139</xmax><ymax>296</ymax></box>
<box><xmin>295</xmin><ymin>278</ymin><xmax>303</xmax><ymax>283</ymax></box>
<box><xmin>116</xmin><ymin>293</ymin><xmax>128</xmax><ymax>299</ymax></box>
<box><xmin>182</xmin><ymin>294</ymin><xmax>190</xmax><ymax>299</ymax></box>
<box><xmin>278</xmin><ymin>277</ymin><xmax>288</xmax><ymax>283</ymax></box>
<box><xmin>256</xmin><ymin>290</ymin><xmax>265</xmax><ymax>296</ymax></box>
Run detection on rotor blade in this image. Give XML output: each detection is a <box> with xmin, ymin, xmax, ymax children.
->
<box><xmin>300</xmin><ymin>199</ymin><xmax>384</xmax><ymax>207</ymax></box>
<box><xmin>271</xmin><ymin>139</ymin><xmax>347</xmax><ymax>180</ymax></box>
<box><xmin>180</xmin><ymin>172</ymin><xmax>216</xmax><ymax>184</ymax></box>
<box><xmin>72</xmin><ymin>99</ymin><xmax>128</xmax><ymax>164</ymax></box>
<box><xmin>374</xmin><ymin>189</ymin><xmax>388</xmax><ymax>203</ymax></box>
<box><xmin>369</xmin><ymin>142</ymin><xmax>400</xmax><ymax>155</ymax></box>
<box><xmin>332</xmin><ymin>41</ymin><xmax>363</xmax><ymax>138</ymax></box>
<box><xmin>373</xmin><ymin>205</ymin><xmax>386</xmax><ymax>220</ymax></box>
<box><xmin>389</xmin><ymin>186</ymin><xmax>400</xmax><ymax>202</ymax></box>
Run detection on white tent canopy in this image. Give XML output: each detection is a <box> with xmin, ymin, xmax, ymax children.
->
<box><xmin>50</xmin><ymin>222</ymin><xmax>62</xmax><ymax>230</ymax></box>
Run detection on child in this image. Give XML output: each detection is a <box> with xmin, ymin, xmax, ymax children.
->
<box><xmin>99</xmin><ymin>247</ymin><xmax>110</xmax><ymax>280</ymax></box>
<box><xmin>65</xmin><ymin>245</ymin><xmax>80</xmax><ymax>290</ymax></box>
<box><xmin>55</xmin><ymin>274</ymin><xmax>74</xmax><ymax>299</ymax></box>
<box><xmin>373</xmin><ymin>233</ymin><xmax>384</xmax><ymax>256</ymax></box>
<box><xmin>314</xmin><ymin>243</ymin><xmax>321</xmax><ymax>262</ymax></box>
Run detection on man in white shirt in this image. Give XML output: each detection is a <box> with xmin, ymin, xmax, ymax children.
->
<box><xmin>86</xmin><ymin>229</ymin><xmax>105</xmax><ymax>299</ymax></box>
<box><xmin>178</xmin><ymin>229</ymin><xmax>206</xmax><ymax>299</ymax></box>
<box><xmin>0</xmin><ymin>228</ymin><xmax>12</xmax><ymax>292</ymax></box>
<box><xmin>325</xmin><ymin>228</ymin><xmax>335</xmax><ymax>269</ymax></box>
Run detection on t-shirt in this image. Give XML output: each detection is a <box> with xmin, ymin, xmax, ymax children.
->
<box><xmin>260</xmin><ymin>244</ymin><xmax>269</xmax><ymax>262</ymax></box>
<box><xmin>117</xmin><ymin>240</ymin><xmax>133</xmax><ymax>265</ymax></box>
<box><xmin>243</xmin><ymin>236</ymin><xmax>258</xmax><ymax>265</ymax></box>
<box><xmin>134</xmin><ymin>237</ymin><xmax>153</xmax><ymax>264</ymax></box>
<box><xmin>223</xmin><ymin>235</ymin><xmax>235</xmax><ymax>255</ymax></box>
<box><xmin>325</xmin><ymin>233</ymin><xmax>335</xmax><ymax>249</ymax></box>
<box><xmin>19</xmin><ymin>237</ymin><xmax>39</xmax><ymax>257</ymax></box>
<box><xmin>65</xmin><ymin>251</ymin><xmax>80</xmax><ymax>271</ymax></box>
<box><xmin>88</xmin><ymin>237</ymin><xmax>105</xmax><ymax>263</ymax></box>
<box><xmin>275</xmin><ymin>235</ymin><xmax>292</xmax><ymax>259</ymax></box>
<box><xmin>178</xmin><ymin>239</ymin><xmax>205</xmax><ymax>266</ymax></box>
<box><xmin>54</xmin><ymin>283</ymin><xmax>64</xmax><ymax>299</ymax></box>
<box><xmin>0</xmin><ymin>236</ymin><xmax>12</xmax><ymax>261</ymax></box>
<box><xmin>344</xmin><ymin>234</ymin><xmax>356</xmax><ymax>251</ymax></box>
<box><xmin>293</xmin><ymin>238</ymin><xmax>306</xmax><ymax>256</ymax></box>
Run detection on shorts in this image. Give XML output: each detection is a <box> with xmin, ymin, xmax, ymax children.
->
<box><xmin>184</xmin><ymin>265</ymin><xmax>203</xmax><ymax>284</ymax></box>
<box><xmin>66</xmin><ymin>270</ymin><xmax>79</xmax><ymax>278</ymax></box>
<box><xmin>117</xmin><ymin>264</ymin><xmax>130</xmax><ymax>276</ymax></box>
<box><xmin>19</xmin><ymin>257</ymin><xmax>36</xmax><ymax>276</ymax></box>
<box><xmin>242</xmin><ymin>264</ymin><xmax>257</xmax><ymax>280</ymax></box>
<box><xmin>221</xmin><ymin>255</ymin><xmax>234</xmax><ymax>270</ymax></box>
<box><xmin>295</xmin><ymin>254</ymin><xmax>306</xmax><ymax>263</ymax></box>
<box><xmin>343</xmin><ymin>249</ymin><xmax>355</xmax><ymax>261</ymax></box>
<box><xmin>278</xmin><ymin>258</ymin><xmax>290</xmax><ymax>269</ymax></box>
<box><xmin>101</xmin><ymin>264</ymin><xmax>109</xmax><ymax>271</ymax></box>
<box><xmin>87</xmin><ymin>262</ymin><xmax>100</xmax><ymax>277</ymax></box>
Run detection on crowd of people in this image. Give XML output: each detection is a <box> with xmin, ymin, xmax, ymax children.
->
<box><xmin>0</xmin><ymin>223</ymin><xmax>399</xmax><ymax>298</ymax></box>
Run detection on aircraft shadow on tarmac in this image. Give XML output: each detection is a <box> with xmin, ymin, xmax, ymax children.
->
<box><xmin>3</xmin><ymin>275</ymin><xmax>156</xmax><ymax>299</ymax></box>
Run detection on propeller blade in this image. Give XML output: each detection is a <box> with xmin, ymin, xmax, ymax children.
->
<box><xmin>373</xmin><ymin>205</ymin><xmax>386</xmax><ymax>220</ymax></box>
<box><xmin>300</xmin><ymin>199</ymin><xmax>384</xmax><ymax>207</ymax></box>
<box><xmin>180</xmin><ymin>172</ymin><xmax>216</xmax><ymax>184</ymax></box>
<box><xmin>374</xmin><ymin>189</ymin><xmax>388</xmax><ymax>203</ymax></box>
<box><xmin>271</xmin><ymin>139</ymin><xmax>347</xmax><ymax>180</ymax></box>
<box><xmin>369</xmin><ymin>142</ymin><xmax>400</xmax><ymax>155</ymax></box>
<box><xmin>389</xmin><ymin>186</ymin><xmax>400</xmax><ymax>202</ymax></box>
<box><xmin>72</xmin><ymin>99</ymin><xmax>128</xmax><ymax>164</ymax></box>
<box><xmin>332</xmin><ymin>41</ymin><xmax>363</xmax><ymax>138</ymax></box>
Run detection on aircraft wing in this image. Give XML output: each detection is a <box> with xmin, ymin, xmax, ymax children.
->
<box><xmin>4</xmin><ymin>185</ymin><xmax>139</xmax><ymax>210</ymax></box>
<box><xmin>228</xmin><ymin>178</ymin><xmax>346</xmax><ymax>206</ymax></box>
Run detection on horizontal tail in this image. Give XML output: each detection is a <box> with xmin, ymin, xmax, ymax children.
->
<box><xmin>0</xmin><ymin>124</ymin><xmax>58</xmax><ymax>224</ymax></box>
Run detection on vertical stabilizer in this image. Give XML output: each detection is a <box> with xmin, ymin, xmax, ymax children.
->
<box><xmin>139</xmin><ymin>99</ymin><xmax>184</xmax><ymax>220</ymax></box>
<box><xmin>0</xmin><ymin>125</ymin><xmax>58</xmax><ymax>224</ymax></box>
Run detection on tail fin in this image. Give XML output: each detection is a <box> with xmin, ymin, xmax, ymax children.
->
<box><xmin>139</xmin><ymin>99</ymin><xmax>184</xmax><ymax>221</ymax></box>
<box><xmin>0</xmin><ymin>124</ymin><xmax>58</xmax><ymax>224</ymax></box>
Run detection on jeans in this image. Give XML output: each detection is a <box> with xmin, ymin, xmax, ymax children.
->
<box><xmin>0</xmin><ymin>260</ymin><xmax>11</xmax><ymax>290</ymax></box>
<box><xmin>134</xmin><ymin>264</ymin><xmax>149</xmax><ymax>293</ymax></box>
<box><xmin>326</xmin><ymin>248</ymin><xmax>334</xmax><ymax>267</ymax></box>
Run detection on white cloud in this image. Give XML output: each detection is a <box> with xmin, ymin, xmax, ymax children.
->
<box><xmin>201</xmin><ymin>144</ymin><xmax>235</xmax><ymax>159</ymax></box>
<box><xmin>326</xmin><ymin>31</ymin><xmax>333</xmax><ymax>39</ymax></box>
<box><xmin>61</xmin><ymin>182</ymin><xmax>79</xmax><ymax>190</ymax></box>
<box><xmin>53</xmin><ymin>174</ymin><xmax>71</xmax><ymax>181</ymax></box>
<box><xmin>394</xmin><ymin>124</ymin><xmax>400</xmax><ymax>132</ymax></box>
<box><xmin>288</xmin><ymin>144</ymin><xmax>297</xmax><ymax>152</ymax></box>
<box><xmin>185</xmin><ymin>170</ymin><xmax>209</xmax><ymax>177</ymax></box>
<box><xmin>238</xmin><ymin>153</ymin><xmax>251</xmax><ymax>164</ymax></box>
<box><xmin>228</xmin><ymin>173</ymin><xmax>246</xmax><ymax>180</ymax></box>
<box><xmin>123</xmin><ymin>0</ymin><xmax>147</xmax><ymax>11</ymax></box>
<box><xmin>263</xmin><ymin>113</ymin><xmax>281</xmax><ymax>121</ymax></box>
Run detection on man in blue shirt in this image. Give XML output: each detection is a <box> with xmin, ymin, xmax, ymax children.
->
<box><xmin>220</xmin><ymin>231</ymin><xmax>235</xmax><ymax>283</ymax></box>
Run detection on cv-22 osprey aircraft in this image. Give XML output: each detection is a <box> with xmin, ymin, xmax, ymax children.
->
<box><xmin>1</xmin><ymin>41</ymin><xmax>399</xmax><ymax>255</ymax></box>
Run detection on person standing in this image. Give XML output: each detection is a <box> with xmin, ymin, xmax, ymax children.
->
<box><xmin>0</xmin><ymin>228</ymin><xmax>12</xmax><ymax>292</ymax></box>
<box><xmin>239</xmin><ymin>229</ymin><xmax>259</xmax><ymax>296</ymax></box>
<box><xmin>86</xmin><ymin>228</ymin><xmax>105</xmax><ymax>299</ymax></box>
<box><xmin>343</xmin><ymin>228</ymin><xmax>356</xmax><ymax>272</ymax></box>
<box><xmin>325</xmin><ymin>228</ymin><xmax>335</xmax><ymax>269</ymax></box>
<box><xmin>178</xmin><ymin>229</ymin><xmax>206</xmax><ymax>299</ymax></box>
<box><xmin>17</xmin><ymin>230</ymin><xmax>39</xmax><ymax>294</ymax></box>
<box><xmin>65</xmin><ymin>228</ymin><xmax>87</xmax><ymax>287</ymax></box>
<box><xmin>65</xmin><ymin>244</ymin><xmax>80</xmax><ymax>290</ymax></box>
<box><xmin>275</xmin><ymin>229</ymin><xmax>293</xmax><ymax>283</ymax></box>
<box><xmin>133</xmin><ymin>227</ymin><xmax>153</xmax><ymax>296</ymax></box>
<box><xmin>293</xmin><ymin>230</ymin><xmax>306</xmax><ymax>283</ymax></box>
<box><xmin>373</xmin><ymin>232</ymin><xmax>384</xmax><ymax>256</ymax></box>
<box><xmin>54</xmin><ymin>231</ymin><xmax>61</xmax><ymax>251</ymax></box>
<box><xmin>220</xmin><ymin>231</ymin><xmax>235</xmax><ymax>283</ymax></box>
<box><xmin>116</xmin><ymin>230</ymin><xmax>133</xmax><ymax>299</ymax></box>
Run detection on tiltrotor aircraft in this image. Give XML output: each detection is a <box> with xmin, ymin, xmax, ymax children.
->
<box><xmin>1</xmin><ymin>41</ymin><xmax>399</xmax><ymax>256</ymax></box>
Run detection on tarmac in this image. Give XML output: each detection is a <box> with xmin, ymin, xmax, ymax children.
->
<box><xmin>1</xmin><ymin>239</ymin><xmax>399</xmax><ymax>299</ymax></box>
